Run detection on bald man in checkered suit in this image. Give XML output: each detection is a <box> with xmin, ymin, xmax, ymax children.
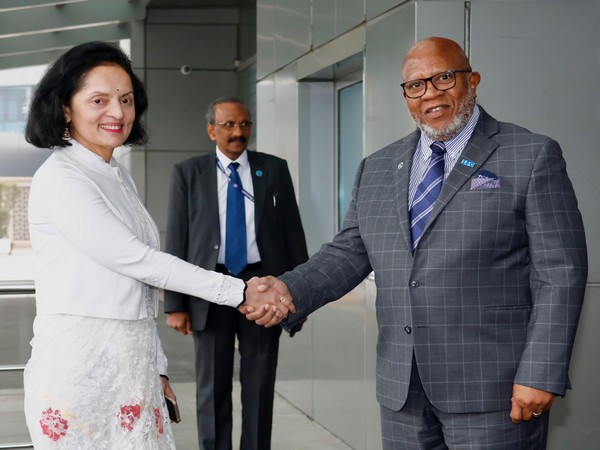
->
<box><xmin>247</xmin><ymin>37</ymin><xmax>587</xmax><ymax>449</ymax></box>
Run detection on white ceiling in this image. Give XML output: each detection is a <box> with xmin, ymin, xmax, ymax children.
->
<box><xmin>0</xmin><ymin>0</ymin><xmax>248</xmax><ymax>70</ymax></box>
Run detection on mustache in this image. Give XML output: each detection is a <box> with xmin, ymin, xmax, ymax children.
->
<box><xmin>228</xmin><ymin>136</ymin><xmax>247</xmax><ymax>144</ymax></box>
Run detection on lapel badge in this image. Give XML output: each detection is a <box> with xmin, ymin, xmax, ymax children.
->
<box><xmin>256</xmin><ymin>170</ymin><xmax>263</xmax><ymax>177</ymax></box>
<box><xmin>460</xmin><ymin>158</ymin><xmax>476</xmax><ymax>168</ymax></box>
<box><xmin>397</xmin><ymin>162</ymin><xmax>404</xmax><ymax>170</ymax></box>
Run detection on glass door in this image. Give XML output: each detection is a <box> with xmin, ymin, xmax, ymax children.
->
<box><xmin>337</xmin><ymin>80</ymin><xmax>363</xmax><ymax>229</ymax></box>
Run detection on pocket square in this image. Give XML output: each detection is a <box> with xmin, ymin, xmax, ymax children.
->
<box><xmin>470</xmin><ymin>169</ymin><xmax>501</xmax><ymax>190</ymax></box>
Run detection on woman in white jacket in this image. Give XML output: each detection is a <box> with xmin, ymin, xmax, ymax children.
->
<box><xmin>23</xmin><ymin>41</ymin><xmax>289</xmax><ymax>449</ymax></box>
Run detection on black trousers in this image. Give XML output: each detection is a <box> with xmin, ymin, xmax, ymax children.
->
<box><xmin>193</xmin><ymin>264</ymin><xmax>282</xmax><ymax>450</ymax></box>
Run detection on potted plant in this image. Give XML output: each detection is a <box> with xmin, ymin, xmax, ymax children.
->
<box><xmin>0</xmin><ymin>182</ymin><xmax>19</xmax><ymax>255</ymax></box>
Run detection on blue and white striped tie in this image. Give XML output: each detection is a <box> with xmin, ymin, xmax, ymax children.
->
<box><xmin>409</xmin><ymin>141</ymin><xmax>446</xmax><ymax>250</ymax></box>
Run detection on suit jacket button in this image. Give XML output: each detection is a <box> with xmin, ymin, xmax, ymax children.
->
<box><xmin>404</xmin><ymin>326</ymin><xmax>412</xmax><ymax>334</ymax></box>
<box><xmin>410</xmin><ymin>280</ymin><xmax>419</xmax><ymax>288</ymax></box>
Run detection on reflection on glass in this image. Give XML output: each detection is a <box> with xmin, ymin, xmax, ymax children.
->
<box><xmin>0</xmin><ymin>65</ymin><xmax>48</xmax><ymax>283</ymax></box>
<box><xmin>337</xmin><ymin>81</ymin><xmax>363</xmax><ymax>229</ymax></box>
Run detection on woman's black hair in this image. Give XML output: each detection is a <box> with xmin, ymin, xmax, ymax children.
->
<box><xmin>25</xmin><ymin>41</ymin><xmax>148</xmax><ymax>148</ymax></box>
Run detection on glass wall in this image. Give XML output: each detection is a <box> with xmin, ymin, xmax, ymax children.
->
<box><xmin>0</xmin><ymin>66</ymin><xmax>48</xmax><ymax>282</ymax></box>
<box><xmin>0</xmin><ymin>86</ymin><xmax>29</xmax><ymax>133</ymax></box>
<box><xmin>337</xmin><ymin>80</ymin><xmax>363</xmax><ymax>229</ymax></box>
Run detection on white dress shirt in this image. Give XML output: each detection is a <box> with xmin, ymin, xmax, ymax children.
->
<box><xmin>215</xmin><ymin>148</ymin><xmax>261</xmax><ymax>265</ymax></box>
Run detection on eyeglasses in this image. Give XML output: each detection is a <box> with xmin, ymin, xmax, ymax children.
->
<box><xmin>215</xmin><ymin>121</ymin><xmax>253</xmax><ymax>129</ymax></box>
<box><xmin>401</xmin><ymin>70</ymin><xmax>471</xmax><ymax>99</ymax></box>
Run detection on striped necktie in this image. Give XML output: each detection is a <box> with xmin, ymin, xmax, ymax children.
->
<box><xmin>409</xmin><ymin>141</ymin><xmax>447</xmax><ymax>250</ymax></box>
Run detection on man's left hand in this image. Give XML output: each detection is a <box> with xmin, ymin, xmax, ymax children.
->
<box><xmin>510</xmin><ymin>383</ymin><xmax>554</xmax><ymax>423</ymax></box>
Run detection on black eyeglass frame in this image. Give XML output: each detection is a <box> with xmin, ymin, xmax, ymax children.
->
<box><xmin>401</xmin><ymin>69</ymin><xmax>472</xmax><ymax>99</ymax></box>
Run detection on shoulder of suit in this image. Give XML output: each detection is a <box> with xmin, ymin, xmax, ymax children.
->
<box><xmin>477</xmin><ymin>106</ymin><xmax>540</xmax><ymax>139</ymax></box>
<box><xmin>366</xmin><ymin>130</ymin><xmax>420</xmax><ymax>161</ymax></box>
<box><xmin>487</xmin><ymin>115</ymin><xmax>552</xmax><ymax>145</ymax></box>
<box><xmin>247</xmin><ymin>150</ymin><xmax>287</xmax><ymax>165</ymax></box>
<box><xmin>175</xmin><ymin>153</ymin><xmax>213</xmax><ymax>170</ymax></box>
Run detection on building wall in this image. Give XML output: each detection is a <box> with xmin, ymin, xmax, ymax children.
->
<box><xmin>256</xmin><ymin>1</ymin><xmax>600</xmax><ymax>449</ymax></box>
<box><xmin>132</xmin><ymin>7</ymin><xmax>257</xmax><ymax>245</ymax></box>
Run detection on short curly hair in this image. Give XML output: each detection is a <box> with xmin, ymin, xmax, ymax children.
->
<box><xmin>25</xmin><ymin>41</ymin><xmax>148</xmax><ymax>149</ymax></box>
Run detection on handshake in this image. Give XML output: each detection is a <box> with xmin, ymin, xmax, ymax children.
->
<box><xmin>166</xmin><ymin>276</ymin><xmax>296</xmax><ymax>335</ymax></box>
<box><xmin>239</xmin><ymin>276</ymin><xmax>295</xmax><ymax>328</ymax></box>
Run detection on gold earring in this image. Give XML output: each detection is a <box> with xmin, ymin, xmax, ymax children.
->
<box><xmin>62</xmin><ymin>122</ymin><xmax>71</xmax><ymax>141</ymax></box>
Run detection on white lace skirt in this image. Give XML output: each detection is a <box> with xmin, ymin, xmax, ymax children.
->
<box><xmin>24</xmin><ymin>314</ymin><xmax>176</xmax><ymax>449</ymax></box>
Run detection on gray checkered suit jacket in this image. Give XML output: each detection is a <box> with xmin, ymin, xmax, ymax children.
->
<box><xmin>281</xmin><ymin>107</ymin><xmax>587</xmax><ymax>413</ymax></box>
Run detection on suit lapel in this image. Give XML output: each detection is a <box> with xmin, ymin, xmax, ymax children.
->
<box><xmin>393</xmin><ymin>132</ymin><xmax>420</xmax><ymax>251</ymax></box>
<box><xmin>248</xmin><ymin>152</ymin><xmax>266</xmax><ymax>232</ymax></box>
<box><xmin>424</xmin><ymin>109</ymin><xmax>500</xmax><ymax>233</ymax></box>
<box><xmin>200</xmin><ymin>153</ymin><xmax>220</xmax><ymax>228</ymax></box>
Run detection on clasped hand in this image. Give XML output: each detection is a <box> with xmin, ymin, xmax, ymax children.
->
<box><xmin>238</xmin><ymin>276</ymin><xmax>294</xmax><ymax>327</ymax></box>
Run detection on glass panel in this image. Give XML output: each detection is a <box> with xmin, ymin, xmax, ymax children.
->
<box><xmin>337</xmin><ymin>81</ymin><xmax>363</xmax><ymax>229</ymax></box>
<box><xmin>0</xmin><ymin>66</ymin><xmax>48</xmax><ymax>285</ymax></box>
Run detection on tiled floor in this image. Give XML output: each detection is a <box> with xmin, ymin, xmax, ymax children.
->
<box><xmin>169</xmin><ymin>381</ymin><xmax>352</xmax><ymax>450</ymax></box>
<box><xmin>157</xmin><ymin>310</ymin><xmax>352</xmax><ymax>450</ymax></box>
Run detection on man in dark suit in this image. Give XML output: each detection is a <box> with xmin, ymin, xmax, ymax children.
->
<box><xmin>164</xmin><ymin>96</ymin><xmax>308</xmax><ymax>450</ymax></box>
<box><xmin>247</xmin><ymin>37</ymin><xmax>587</xmax><ymax>448</ymax></box>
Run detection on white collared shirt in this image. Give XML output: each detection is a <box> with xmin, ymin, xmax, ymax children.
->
<box><xmin>215</xmin><ymin>148</ymin><xmax>261</xmax><ymax>265</ymax></box>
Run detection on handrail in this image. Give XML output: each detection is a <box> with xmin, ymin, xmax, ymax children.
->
<box><xmin>0</xmin><ymin>281</ymin><xmax>34</xmax><ymax>295</ymax></box>
<box><xmin>0</xmin><ymin>365</ymin><xmax>26</xmax><ymax>372</ymax></box>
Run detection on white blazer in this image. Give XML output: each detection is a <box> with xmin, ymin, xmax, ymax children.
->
<box><xmin>28</xmin><ymin>140</ymin><xmax>245</xmax><ymax>321</ymax></box>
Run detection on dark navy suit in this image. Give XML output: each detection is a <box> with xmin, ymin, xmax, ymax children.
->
<box><xmin>165</xmin><ymin>150</ymin><xmax>307</xmax><ymax>450</ymax></box>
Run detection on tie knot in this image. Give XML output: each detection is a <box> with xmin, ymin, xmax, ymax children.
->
<box><xmin>430</xmin><ymin>141</ymin><xmax>446</xmax><ymax>155</ymax></box>
<box><xmin>229</xmin><ymin>162</ymin><xmax>240</xmax><ymax>172</ymax></box>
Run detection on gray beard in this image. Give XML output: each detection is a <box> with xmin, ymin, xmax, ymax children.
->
<box><xmin>411</xmin><ymin>88</ymin><xmax>476</xmax><ymax>142</ymax></box>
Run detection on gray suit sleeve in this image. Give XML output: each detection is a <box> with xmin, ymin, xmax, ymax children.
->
<box><xmin>514</xmin><ymin>138</ymin><xmax>587</xmax><ymax>395</ymax></box>
<box><xmin>281</xmin><ymin>158</ymin><xmax>372</xmax><ymax>328</ymax></box>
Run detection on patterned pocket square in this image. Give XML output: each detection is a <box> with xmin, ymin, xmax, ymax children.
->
<box><xmin>470</xmin><ymin>169</ymin><xmax>501</xmax><ymax>190</ymax></box>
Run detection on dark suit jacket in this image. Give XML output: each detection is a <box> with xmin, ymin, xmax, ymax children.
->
<box><xmin>164</xmin><ymin>150</ymin><xmax>308</xmax><ymax>330</ymax></box>
<box><xmin>281</xmin><ymin>107</ymin><xmax>587</xmax><ymax>413</ymax></box>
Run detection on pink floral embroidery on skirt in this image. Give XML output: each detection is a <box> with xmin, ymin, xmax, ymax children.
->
<box><xmin>40</xmin><ymin>407</ymin><xmax>69</xmax><ymax>441</ymax></box>
<box><xmin>118</xmin><ymin>404</ymin><xmax>142</xmax><ymax>431</ymax></box>
<box><xmin>154</xmin><ymin>408</ymin><xmax>164</xmax><ymax>435</ymax></box>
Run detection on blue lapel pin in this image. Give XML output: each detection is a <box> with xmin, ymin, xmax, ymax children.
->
<box><xmin>460</xmin><ymin>158</ymin><xmax>476</xmax><ymax>168</ymax></box>
<box><xmin>256</xmin><ymin>170</ymin><xmax>263</xmax><ymax>177</ymax></box>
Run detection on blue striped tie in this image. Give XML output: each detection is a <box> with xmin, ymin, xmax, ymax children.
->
<box><xmin>225</xmin><ymin>162</ymin><xmax>247</xmax><ymax>275</ymax></box>
<box><xmin>409</xmin><ymin>141</ymin><xmax>447</xmax><ymax>250</ymax></box>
